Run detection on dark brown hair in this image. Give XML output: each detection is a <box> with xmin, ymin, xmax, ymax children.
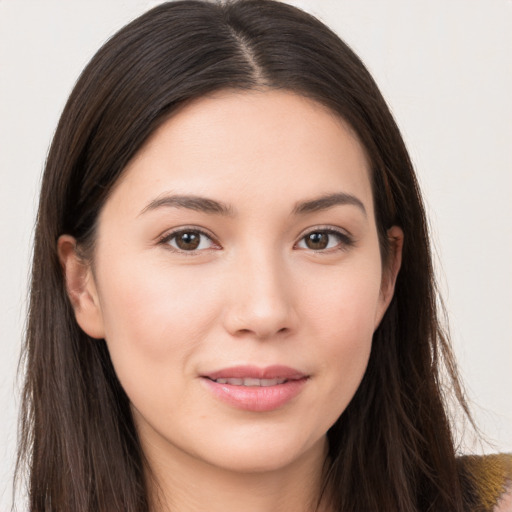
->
<box><xmin>17</xmin><ymin>1</ymin><xmax>473</xmax><ymax>510</ymax></box>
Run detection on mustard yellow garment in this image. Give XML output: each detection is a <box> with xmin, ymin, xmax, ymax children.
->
<box><xmin>458</xmin><ymin>453</ymin><xmax>512</xmax><ymax>511</ymax></box>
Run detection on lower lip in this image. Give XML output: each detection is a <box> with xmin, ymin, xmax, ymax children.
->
<box><xmin>202</xmin><ymin>377</ymin><xmax>308</xmax><ymax>412</ymax></box>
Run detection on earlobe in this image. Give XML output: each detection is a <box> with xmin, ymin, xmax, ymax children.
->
<box><xmin>375</xmin><ymin>226</ymin><xmax>404</xmax><ymax>328</ymax></box>
<box><xmin>57</xmin><ymin>235</ymin><xmax>105</xmax><ymax>339</ymax></box>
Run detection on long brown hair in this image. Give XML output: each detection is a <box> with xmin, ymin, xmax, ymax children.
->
<box><xmin>17</xmin><ymin>1</ymin><xmax>473</xmax><ymax>510</ymax></box>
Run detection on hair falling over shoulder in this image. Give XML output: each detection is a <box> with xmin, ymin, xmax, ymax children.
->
<box><xmin>16</xmin><ymin>1</ymin><xmax>476</xmax><ymax>511</ymax></box>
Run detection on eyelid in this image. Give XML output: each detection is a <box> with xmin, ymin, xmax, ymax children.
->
<box><xmin>295</xmin><ymin>225</ymin><xmax>355</xmax><ymax>251</ymax></box>
<box><xmin>157</xmin><ymin>226</ymin><xmax>221</xmax><ymax>253</ymax></box>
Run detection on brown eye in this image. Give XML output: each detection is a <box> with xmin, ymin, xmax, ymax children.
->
<box><xmin>175</xmin><ymin>232</ymin><xmax>200</xmax><ymax>250</ymax></box>
<box><xmin>297</xmin><ymin>229</ymin><xmax>351</xmax><ymax>252</ymax></box>
<box><xmin>165</xmin><ymin>230</ymin><xmax>215</xmax><ymax>252</ymax></box>
<box><xmin>305</xmin><ymin>232</ymin><xmax>329</xmax><ymax>250</ymax></box>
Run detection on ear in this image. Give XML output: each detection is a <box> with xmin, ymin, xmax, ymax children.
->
<box><xmin>374</xmin><ymin>225</ymin><xmax>404</xmax><ymax>329</ymax></box>
<box><xmin>57</xmin><ymin>235</ymin><xmax>105</xmax><ymax>339</ymax></box>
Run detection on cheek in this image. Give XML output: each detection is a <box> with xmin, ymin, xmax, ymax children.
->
<box><xmin>99</xmin><ymin>254</ymin><xmax>219</xmax><ymax>341</ymax></box>
<box><xmin>94</xmin><ymin>256</ymin><xmax>221</xmax><ymax>394</ymax></box>
<box><xmin>302</xmin><ymin>260</ymin><xmax>382</xmax><ymax>407</ymax></box>
<box><xmin>305</xmin><ymin>258</ymin><xmax>383</xmax><ymax>342</ymax></box>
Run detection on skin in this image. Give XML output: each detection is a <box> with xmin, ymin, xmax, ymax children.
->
<box><xmin>59</xmin><ymin>90</ymin><xmax>403</xmax><ymax>512</ymax></box>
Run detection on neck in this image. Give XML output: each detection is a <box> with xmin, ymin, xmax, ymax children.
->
<box><xmin>143</xmin><ymin>436</ymin><xmax>331</xmax><ymax>512</ymax></box>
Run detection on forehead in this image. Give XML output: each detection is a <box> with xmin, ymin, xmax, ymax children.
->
<box><xmin>106</xmin><ymin>89</ymin><xmax>374</xmax><ymax>218</ymax></box>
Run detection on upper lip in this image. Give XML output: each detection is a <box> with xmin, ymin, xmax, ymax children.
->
<box><xmin>203</xmin><ymin>365</ymin><xmax>306</xmax><ymax>381</ymax></box>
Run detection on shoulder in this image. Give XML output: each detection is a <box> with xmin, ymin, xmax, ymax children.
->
<box><xmin>457</xmin><ymin>453</ymin><xmax>512</xmax><ymax>512</ymax></box>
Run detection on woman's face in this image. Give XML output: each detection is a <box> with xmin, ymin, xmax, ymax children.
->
<box><xmin>64</xmin><ymin>90</ymin><xmax>401</xmax><ymax>474</ymax></box>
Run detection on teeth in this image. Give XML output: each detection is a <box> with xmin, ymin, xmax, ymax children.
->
<box><xmin>244</xmin><ymin>377</ymin><xmax>261</xmax><ymax>386</ymax></box>
<box><xmin>214</xmin><ymin>377</ymin><xmax>287</xmax><ymax>386</ymax></box>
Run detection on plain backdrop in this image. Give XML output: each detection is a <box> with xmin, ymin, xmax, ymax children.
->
<box><xmin>1</xmin><ymin>0</ymin><xmax>511</xmax><ymax>508</ymax></box>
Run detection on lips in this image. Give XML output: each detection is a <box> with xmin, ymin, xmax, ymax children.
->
<box><xmin>201</xmin><ymin>365</ymin><xmax>308</xmax><ymax>412</ymax></box>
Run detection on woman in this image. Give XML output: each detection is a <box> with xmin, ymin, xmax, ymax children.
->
<box><xmin>16</xmin><ymin>1</ymin><xmax>511</xmax><ymax>511</ymax></box>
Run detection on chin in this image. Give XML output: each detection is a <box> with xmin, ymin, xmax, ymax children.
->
<box><xmin>197</xmin><ymin>430</ymin><xmax>327</xmax><ymax>474</ymax></box>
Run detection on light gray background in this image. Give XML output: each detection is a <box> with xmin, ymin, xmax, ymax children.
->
<box><xmin>1</xmin><ymin>0</ymin><xmax>511</xmax><ymax>508</ymax></box>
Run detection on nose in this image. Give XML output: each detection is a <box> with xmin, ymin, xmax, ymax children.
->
<box><xmin>222</xmin><ymin>249</ymin><xmax>298</xmax><ymax>340</ymax></box>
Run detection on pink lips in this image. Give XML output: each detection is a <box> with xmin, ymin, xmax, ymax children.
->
<box><xmin>201</xmin><ymin>365</ymin><xmax>308</xmax><ymax>412</ymax></box>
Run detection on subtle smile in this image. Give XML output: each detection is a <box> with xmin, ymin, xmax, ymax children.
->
<box><xmin>201</xmin><ymin>365</ymin><xmax>309</xmax><ymax>412</ymax></box>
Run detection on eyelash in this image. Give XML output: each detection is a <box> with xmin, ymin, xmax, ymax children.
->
<box><xmin>296</xmin><ymin>227</ymin><xmax>354</xmax><ymax>253</ymax></box>
<box><xmin>158</xmin><ymin>226</ymin><xmax>354</xmax><ymax>254</ymax></box>
<box><xmin>158</xmin><ymin>227</ymin><xmax>219</xmax><ymax>254</ymax></box>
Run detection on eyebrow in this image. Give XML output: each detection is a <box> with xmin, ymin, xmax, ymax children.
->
<box><xmin>293</xmin><ymin>192</ymin><xmax>367</xmax><ymax>217</ymax></box>
<box><xmin>139</xmin><ymin>191</ymin><xmax>366</xmax><ymax>217</ymax></box>
<box><xmin>139</xmin><ymin>194</ymin><xmax>234</xmax><ymax>216</ymax></box>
